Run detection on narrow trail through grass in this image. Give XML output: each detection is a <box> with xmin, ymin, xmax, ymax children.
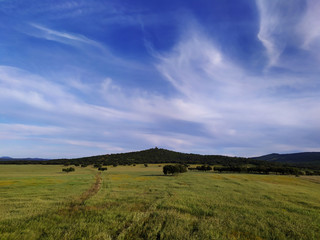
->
<box><xmin>68</xmin><ymin>172</ymin><xmax>102</xmax><ymax>210</ymax></box>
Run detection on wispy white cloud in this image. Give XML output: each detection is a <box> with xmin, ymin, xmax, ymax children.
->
<box><xmin>0</xmin><ymin>65</ymin><xmax>148</xmax><ymax>157</ymax></box>
<box><xmin>298</xmin><ymin>0</ymin><xmax>320</xmax><ymax>49</ymax></box>
<box><xmin>1</xmin><ymin>11</ymin><xmax>320</xmax><ymax>158</ymax></box>
<box><xmin>256</xmin><ymin>0</ymin><xmax>303</xmax><ymax>67</ymax></box>
<box><xmin>29</xmin><ymin>23</ymin><xmax>104</xmax><ymax>49</ymax></box>
<box><xmin>22</xmin><ymin>23</ymin><xmax>146</xmax><ymax>72</ymax></box>
<box><xmin>53</xmin><ymin>139</ymin><xmax>124</xmax><ymax>152</ymax></box>
<box><xmin>0</xmin><ymin>123</ymin><xmax>63</xmax><ymax>139</ymax></box>
<box><xmin>134</xmin><ymin>132</ymin><xmax>208</xmax><ymax>152</ymax></box>
<box><xmin>256</xmin><ymin>0</ymin><xmax>320</xmax><ymax>68</ymax></box>
<box><xmin>154</xmin><ymin>26</ymin><xmax>320</xmax><ymax>155</ymax></box>
<box><xmin>0</xmin><ymin>66</ymin><xmax>138</xmax><ymax>122</ymax></box>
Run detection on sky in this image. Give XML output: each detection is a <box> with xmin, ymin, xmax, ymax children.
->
<box><xmin>1</xmin><ymin>0</ymin><xmax>320</xmax><ymax>158</ymax></box>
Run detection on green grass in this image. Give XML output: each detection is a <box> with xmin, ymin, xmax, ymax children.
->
<box><xmin>0</xmin><ymin>164</ymin><xmax>320</xmax><ymax>239</ymax></box>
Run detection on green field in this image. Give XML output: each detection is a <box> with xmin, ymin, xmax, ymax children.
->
<box><xmin>0</xmin><ymin>165</ymin><xmax>319</xmax><ymax>240</ymax></box>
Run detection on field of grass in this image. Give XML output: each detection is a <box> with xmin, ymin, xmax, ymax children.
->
<box><xmin>0</xmin><ymin>164</ymin><xmax>320</xmax><ymax>239</ymax></box>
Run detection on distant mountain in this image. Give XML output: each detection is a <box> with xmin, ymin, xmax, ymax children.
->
<box><xmin>0</xmin><ymin>148</ymin><xmax>262</xmax><ymax>166</ymax></box>
<box><xmin>252</xmin><ymin>152</ymin><xmax>320</xmax><ymax>169</ymax></box>
<box><xmin>0</xmin><ymin>157</ymin><xmax>49</xmax><ymax>161</ymax></box>
<box><xmin>70</xmin><ymin>147</ymin><xmax>260</xmax><ymax>166</ymax></box>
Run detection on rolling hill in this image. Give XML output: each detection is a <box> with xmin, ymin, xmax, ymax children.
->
<box><xmin>252</xmin><ymin>152</ymin><xmax>320</xmax><ymax>169</ymax></box>
<box><xmin>1</xmin><ymin>148</ymin><xmax>320</xmax><ymax>169</ymax></box>
<box><xmin>0</xmin><ymin>148</ymin><xmax>280</xmax><ymax>168</ymax></box>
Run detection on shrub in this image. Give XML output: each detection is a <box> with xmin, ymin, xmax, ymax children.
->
<box><xmin>62</xmin><ymin>167</ymin><xmax>75</xmax><ymax>173</ymax></box>
<box><xmin>98</xmin><ymin>167</ymin><xmax>107</xmax><ymax>171</ymax></box>
<box><xmin>196</xmin><ymin>165</ymin><xmax>212</xmax><ymax>171</ymax></box>
<box><xmin>163</xmin><ymin>164</ymin><xmax>187</xmax><ymax>175</ymax></box>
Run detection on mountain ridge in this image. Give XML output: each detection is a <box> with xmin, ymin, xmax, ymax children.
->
<box><xmin>252</xmin><ymin>152</ymin><xmax>320</xmax><ymax>168</ymax></box>
<box><xmin>1</xmin><ymin>148</ymin><xmax>320</xmax><ymax>169</ymax></box>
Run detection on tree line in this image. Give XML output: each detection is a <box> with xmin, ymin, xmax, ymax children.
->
<box><xmin>162</xmin><ymin>164</ymin><xmax>320</xmax><ymax>176</ymax></box>
<box><xmin>188</xmin><ymin>165</ymin><xmax>320</xmax><ymax>175</ymax></box>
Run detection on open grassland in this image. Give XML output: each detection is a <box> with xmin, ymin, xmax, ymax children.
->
<box><xmin>0</xmin><ymin>165</ymin><xmax>320</xmax><ymax>240</ymax></box>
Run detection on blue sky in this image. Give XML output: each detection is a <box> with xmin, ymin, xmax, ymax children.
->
<box><xmin>1</xmin><ymin>0</ymin><xmax>320</xmax><ymax>158</ymax></box>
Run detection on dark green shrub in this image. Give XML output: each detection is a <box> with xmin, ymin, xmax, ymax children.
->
<box><xmin>62</xmin><ymin>167</ymin><xmax>75</xmax><ymax>173</ymax></box>
<box><xmin>98</xmin><ymin>167</ymin><xmax>107</xmax><ymax>171</ymax></box>
<box><xmin>163</xmin><ymin>164</ymin><xmax>187</xmax><ymax>175</ymax></box>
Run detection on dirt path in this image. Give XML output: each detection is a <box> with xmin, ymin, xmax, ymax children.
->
<box><xmin>78</xmin><ymin>172</ymin><xmax>102</xmax><ymax>203</ymax></box>
<box><xmin>62</xmin><ymin>172</ymin><xmax>102</xmax><ymax>213</ymax></box>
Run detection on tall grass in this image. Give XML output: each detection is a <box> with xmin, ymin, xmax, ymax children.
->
<box><xmin>0</xmin><ymin>164</ymin><xmax>319</xmax><ymax>239</ymax></box>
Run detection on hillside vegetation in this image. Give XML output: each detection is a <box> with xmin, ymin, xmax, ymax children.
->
<box><xmin>1</xmin><ymin>148</ymin><xmax>319</xmax><ymax>175</ymax></box>
<box><xmin>0</xmin><ymin>148</ymin><xmax>290</xmax><ymax>166</ymax></box>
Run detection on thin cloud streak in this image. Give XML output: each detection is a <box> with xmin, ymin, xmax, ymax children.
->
<box><xmin>30</xmin><ymin>23</ymin><xmax>104</xmax><ymax>49</ymax></box>
<box><xmin>22</xmin><ymin>23</ymin><xmax>147</xmax><ymax>72</ymax></box>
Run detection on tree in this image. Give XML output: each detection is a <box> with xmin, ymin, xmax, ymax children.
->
<box><xmin>163</xmin><ymin>164</ymin><xmax>187</xmax><ymax>175</ymax></box>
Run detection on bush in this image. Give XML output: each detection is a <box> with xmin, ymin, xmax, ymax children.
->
<box><xmin>196</xmin><ymin>165</ymin><xmax>212</xmax><ymax>171</ymax></box>
<box><xmin>62</xmin><ymin>167</ymin><xmax>75</xmax><ymax>173</ymax></box>
<box><xmin>163</xmin><ymin>164</ymin><xmax>187</xmax><ymax>175</ymax></box>
<box><xmin>98</xmin><ymin>167</ymin><xmax>107</xmax><ymax>171</ymax></box>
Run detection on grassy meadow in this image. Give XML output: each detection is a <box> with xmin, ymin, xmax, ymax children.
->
<box><xmin>0</xmin><ymin>164</ymin><xmax>319</xmax><ymax>240</ymax></box>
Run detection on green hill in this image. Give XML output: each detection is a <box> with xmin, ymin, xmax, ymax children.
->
<box><xmin>2</xmin><ymin>148</ymin><xmax>320</xmax><ymax>171</ymax></box>
<box><xmin>252</xmin><ymin>152</ymin><xmax>320</xmax><ymax>169</ymax></box>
